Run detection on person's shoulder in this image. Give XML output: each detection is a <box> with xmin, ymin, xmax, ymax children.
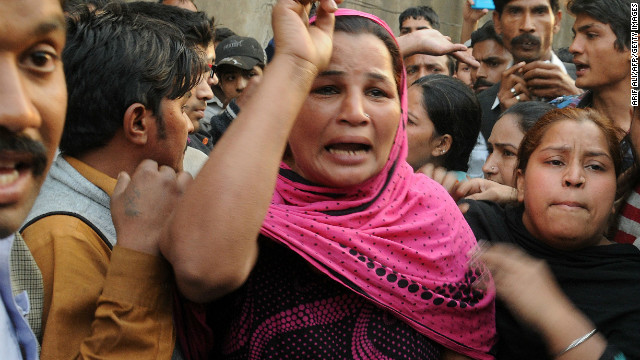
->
<box><xmin>461</xmin><ymin>199</ymin><xmax>509</xmax><ymax>235</ymax></box>
<box><xmin>462</xmin><ymin>199</ymin><xmax>505</xmax><ymax>218</ymax></box>
<box><xmin>21</xmin><ymin>214</ymin><xmax>110</xmax><ymax>255</ymax></box>
<box><xmin>548</xmin><ymin>92</ymin><xmax>587</xmax><ymax>109</ymax></box>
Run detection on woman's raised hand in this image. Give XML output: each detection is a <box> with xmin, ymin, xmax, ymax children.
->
<box><xmin>272</xmin><ymin>0</ymin><xmax>342</xmax><ymax>75</ymax></box>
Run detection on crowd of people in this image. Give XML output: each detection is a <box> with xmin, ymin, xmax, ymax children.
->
<box><xmin>1</xmin><ymin>0</ymin><xmax>639</xmax><ymax>359</ymax></box>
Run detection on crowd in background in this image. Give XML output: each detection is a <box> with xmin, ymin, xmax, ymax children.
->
<box><xmin>1</xmin><ymin>0</ymin><xmax>639</xmax><ymax>359</ymax></box>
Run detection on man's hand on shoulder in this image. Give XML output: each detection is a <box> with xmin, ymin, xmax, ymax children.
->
<box><xmin>110</xmin><ymin>159</ymin><xmax>192</xmax><ymax>256</ymax></box>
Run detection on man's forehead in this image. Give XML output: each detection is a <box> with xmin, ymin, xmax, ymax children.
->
<box><xmin>0</xmin><ymin>2</ymin><xmax>65</xmax><ymax>44</ymax></box>
<box><xmin>503</xmin><ymin>0</ymin><xmax>552</xmax><ymax>10</ymax></box>
<box><xmin>406</xmin><ymin>54</ymin><xmax>447</xmax><ymax>66</ymax></box>
<box><xmin>572</xmin><ymin>14</ymin><xmax>607</xmax><ymax>32</ymax></box>
<box><xmin>402</xmin><ymin>17</ymin><xmax>432</xmax><ymax>27</ymax></box>
<box><xmin>473</xmin><ymin>39</ymin><xmax>506</xmax><ymax>53</ymax></box>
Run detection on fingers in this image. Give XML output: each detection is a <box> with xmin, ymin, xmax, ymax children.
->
<box><xmin>521</xmin><ymin>64</ymin><xmax>565</xmax><ymax>84</ymax></box>
<box><xmin>158</xmin><ymin>164</ymin><xmax>177</xmax><ymax>177</ymax></box>
<box><xmin>518</xmin><ymin>62</ymin><xmax>580</xmax><ymax>98</ymax></box>
<box><xmin>512</xmin><ymin>82</ymin><xmax>531</xmax><ymax>98</ymax></box>
<box><xmin>452</xmin><ymin>49</ymin><xmax>480</xmax><ymax>68</ymax></box>
<box><xmin>479</xmin><ymin>243</ymin><xmax>527</xmax><ymax>269</ymax></box>
<box><xmin>498</xmin><ymin>62</ymin><xmax>531</xmax><ymax>108</ymax></box>
<box><xmin>502</xmin><ymin>61</ymin><xmax>526</xmax><ymax>79</ymax></box>
<box><xmin>313</xmin><ymin>0</ymin><xmax>339</xmax><ymax>34</ymax></box>
<box><xmin>112</xmin><ymin>171</ymin><xmax>131</xmax><ymax>199</ymax></box>
<box><xmin>521</xmin><ymin>60</ymin><xmax>558</xmax><ymax>74</ymax></box>
<box><xmin>417</xmin><ymin>164</ymin><xmax>460</xmax><ymax>195</ymax></box>
<box><xmin>176</xmin><ymin>171</ymin><xmax>194</xmax><ymax>193</ymax></box>
<box><xmin>455</xmin><ymin>178</ymin><xmax>484</xmax><ymax>198</ymax></box>
<box><xmin>458</xmin><ymin>202</ymin><xmax>470</xmax><ymax>214</ymax></box>
<box><xmin>417</xmin><ymin>162</ymin><xmax>435</xmax><ymax>177</ymax></box>
<box><xmin>440</xmin><ymin>175</ymin><xmax>459</xmax><ymax>194</ymax></box>
<box><xmin>320</xmin><ymin>0</ymin><xmax>342</xmax><ymax>11</ymax></box>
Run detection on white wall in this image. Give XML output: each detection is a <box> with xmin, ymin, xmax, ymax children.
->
<box><xmin>194</xmin><ymin>0</ymin><xmax>575</xmax><ymax>50</ymax></box>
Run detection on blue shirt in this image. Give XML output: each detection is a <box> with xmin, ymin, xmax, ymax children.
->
<box><xmin>0</xmin><ymin>233</ymin><xmax>38</xmax><ymax>359</ymax></box>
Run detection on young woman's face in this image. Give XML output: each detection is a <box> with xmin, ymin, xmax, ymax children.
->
<box><xmin>483</xmin><ymin>114</ymin><xmax>525</xmax><ymax>187</ymax></box>
<box><xmin>287</xmin><ymin>32</ymin><xmax>400</xmax><ymax>187</ymax></box>
<box><xmin>406</xmin><ymin>85</ymin><xmax>438</xmax><ymax>170</ymax></box>
<box><xmin>518</xmin><ymin>119</ymin><xmax>616</xmax><ymax>250</ymax></box>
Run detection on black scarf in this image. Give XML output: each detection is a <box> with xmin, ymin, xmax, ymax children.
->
<box><xmin>464</xmin><ymin>200</ymin><xmax>640</xmax><ymax>359</ymax></box>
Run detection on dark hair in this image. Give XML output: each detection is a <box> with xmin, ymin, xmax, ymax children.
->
<box><xmin>128</xmin><ymin>1</ymin><xmax>212</xmax><ymax>49</ymax></box>
<box><xmin>445</xmin><ymin>55</ymin><xmax>456</xmax><ymax>77</ymax></box>
<box><xmin>60</xmin><ymin>3</ymin><xmax>205</xmax><ymax>156</ymax></box>
<box><xmin>332</xmin><ymin>16</ymin><xmax>404</xmax><ymax>97</ymax></box>
<box><xmin>494</xmin><ymin>0</ymin><xmax>559</xmax><ymax>14</ymax></box>
<box><xmin>517</xmin><ymin>108</ymin><xmax>623</xmax><ymax>177</ymax></box>
<box><xmin>568</xmin><ymin>0</ymin><xmax>631</xmax><ymax>51</ymax></box>
<box><xmin>414</xmin><ymin>74</ymin><xmax>482</xmax><ymax>172</ymax></box>
<box><xmin>500</xmin><ymin>101</ymin><xmax>555</xmax><ymax>133</ymax></box>
<box><xmin>398</xmin><ymin>6</ymin><xmax>440</xmax><ymax>31</ymax></box>
<box><xmin>64</xmin><ymin>0</ymin><xmax>118</xmax><ymax>12</ymax></box>
<box><xmin>470</xmin><ymin>20</ymin><xmax>501</xmax><ymax>47</ymax></box>
<box><xmin>214</xmin><ymin>27</ymin><xmax>237</xmax><ymax>44</ymax></box>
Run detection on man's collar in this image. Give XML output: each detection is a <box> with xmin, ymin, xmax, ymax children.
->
<box><xmin>64</xmin><ymin>156</ymin><xmax>117</xmax><ymax>197</ymax></box>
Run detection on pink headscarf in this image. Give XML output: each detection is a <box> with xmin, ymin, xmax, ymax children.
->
<box><xmin>261</xmin><ymin>9</ymin><xmax>496</xmax><ymax>359</ymax></box>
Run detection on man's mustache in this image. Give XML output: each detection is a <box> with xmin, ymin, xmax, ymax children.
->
<box><xmin>0</xmin><ymin>127</ymin><xmax>48</xmax><ymax>177</ymax></box>
<box><xmin>474</xmin><ymin>78</ymin><xmax>495</xmax><ymax>91</ymax></box>
<box><xmin>510</xmin><ymin>33</ymin><xmax>541</xmax><ymax>48</ymax></box>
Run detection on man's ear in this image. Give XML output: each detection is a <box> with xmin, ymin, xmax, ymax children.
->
<box><xmin>493</xmin><ymin>11</ymin><xmax>503</xmax><ymax>36</ymax></box>
<box><xmin>516</xmin><ymin>169</ymin><xmax>525</xmax><ymax>202</ymax></box>
<box><xmin>123</xmin><ymin>103</ymin><xmax>151</xmax><ymax>145</ymax></box>
<box><xmin>553</xmin><ymin>10</ymin><xmax>562</xmax><ymax>34</ymax></box>
<box><xmin>430</xmin><ymin>134</ymin><xmax>453</xmax><ymax>157</ymax></box>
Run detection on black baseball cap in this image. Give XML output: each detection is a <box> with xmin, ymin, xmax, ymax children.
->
<box><xmin>215</xmin><ymin>36</ymin><xmax>266</xmax><ymax>70</ymax></box>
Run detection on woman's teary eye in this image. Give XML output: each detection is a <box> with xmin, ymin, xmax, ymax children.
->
<box><xmin>313</xmin><ymin>86</ymin><xmax>339</xmax><ymax>95</ymax></box>
<box><xmin>367</xmin><ymin>88</ymin><xmax>387</xmax><ymax>98</ymax></box>
<box><xmin>586</xmin><ymin>163</ymin><xmax>605</xmax><ymax>171</ymax></box>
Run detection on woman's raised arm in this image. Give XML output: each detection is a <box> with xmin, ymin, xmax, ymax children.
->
<box><xmin>163</xmin><ymin>0</ymin><xmax>342</xmax><ymax>303</ymax></box>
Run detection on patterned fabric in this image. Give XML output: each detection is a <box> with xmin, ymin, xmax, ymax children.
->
<box><xmin>464</xmin><ymin>201</ymin><xmax>640</xmax><ymax>359</ymax></box>
<box><xmin>549</xmin><ymin>91</ymin><xmax>590</xmax><ymax>109</ymax></box>
<box><xmin>259</xmin><ymin>9</ymin><xmax>496</xmax><ymax>360</ymax></box>
<box><xmin>211</xmin><ymin>238</ymin><xmax>443</xmax><ymax>359</ymax></box>
<box><xmin>0</xmin><ymin>233</ymin><xmax>38</xmax><ymax>360</ymax></box>
<box><xmin>10</xmin><ymin>232</ymin><xmax>43</xmax><ymax>344</ymax></box>
<box><xmin>615</xmin><ymin>183</ymin><xmax>640</xmax><ymax>249</ymax></box>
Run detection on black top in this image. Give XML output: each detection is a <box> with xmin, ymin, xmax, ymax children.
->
<box><xmin>463</xmin><ymin>200</ymin><xmax>640</xmax><ymax>360</ymax></box>
<box><xmin>206</xmin><ymin>236</ymin><xmax>443</xmax><ymax>360</ymax></box>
